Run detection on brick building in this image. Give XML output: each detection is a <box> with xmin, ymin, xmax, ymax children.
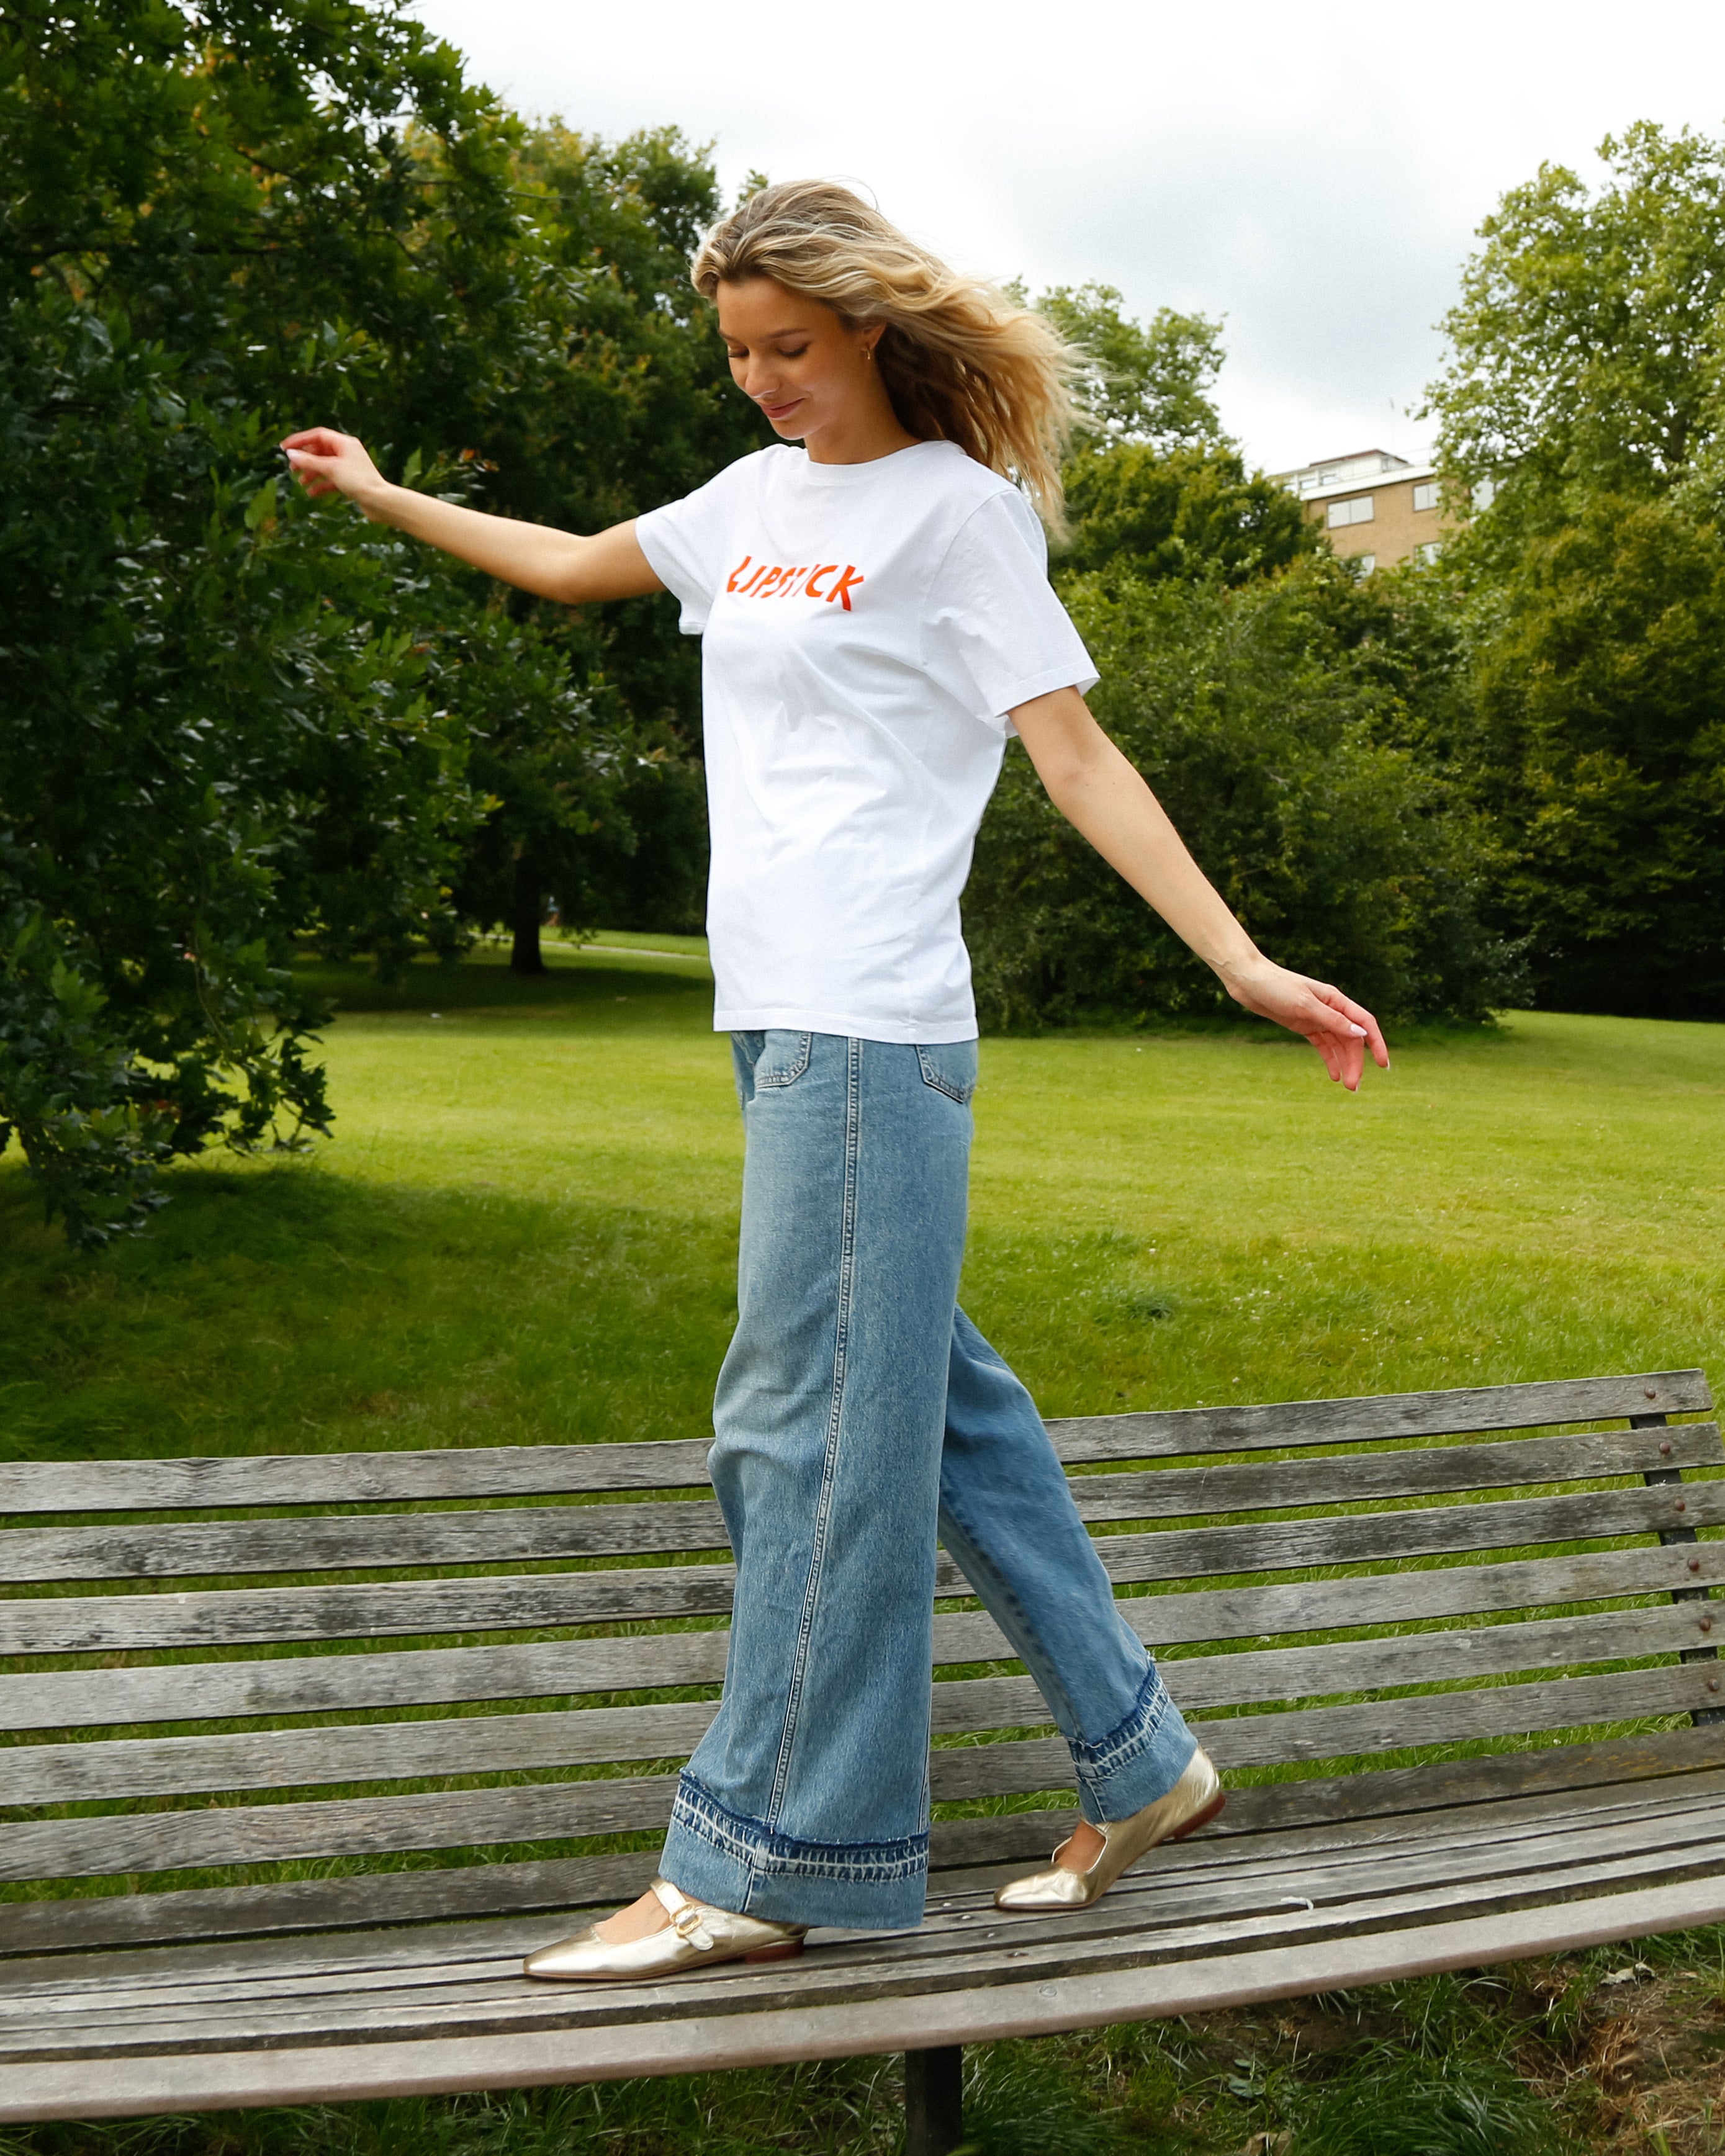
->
<box><xmin>1269</xmin><ymin>449</ymin><xmax>1465</xmax><ymax>572</ymax></box>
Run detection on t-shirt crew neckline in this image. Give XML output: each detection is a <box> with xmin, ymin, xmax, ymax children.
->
<box><xmin>791</xmin><ymin>439</ymin><xmax>962</xmax><ymax>487</ymax></box>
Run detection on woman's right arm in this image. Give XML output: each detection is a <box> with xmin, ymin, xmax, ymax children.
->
<box><xmin>279</xmin><ymin>428</ymin><xmax>664</xmax><ymax>606</ymax></box>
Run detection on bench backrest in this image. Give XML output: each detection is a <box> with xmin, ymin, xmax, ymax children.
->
<box><xmin>2</xmin><ymin>1369</ymin><xmax>1717</xmax><ymax>1954</ymax></box>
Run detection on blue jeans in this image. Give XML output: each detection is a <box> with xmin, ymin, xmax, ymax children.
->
<box><xmin>658</xmin><ymin>1031</ymin><xmax>1197</xmax><ymax>1931</ymax></box>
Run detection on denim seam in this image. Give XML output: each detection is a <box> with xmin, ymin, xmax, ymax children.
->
<box><xmin>755</xmin><ymin>1030</ymin><xmax>813</xmax><ymax>1088</ymax></box>
<box><xmin>914</xmin><ymin>1046</ymin><xmax>975</xmax><ymax>1105</ymax></box>
<box><xmin>673</xmin><ymin>1771</ymin><xmax>928</xmax><ymax>1884</ymax></box>
<box><xmin>1070</xmin><ymin>1664</ymin><xmax>1173</xmax><ymax>1784</ymax></box>
<box><xmin>936</xmin><ymin>1491</ymin><xmax>1087</xmax><ymax>1736</ymax></box>
<box><xmin>764</xmin><ymin>1033</ymin><xmax>861</xmax><ymax>1826</ymax></box>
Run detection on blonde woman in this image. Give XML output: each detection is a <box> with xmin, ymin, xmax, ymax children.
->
<box><xmin>284</xmin><ymin>181</ymin><xmax>1387</xmax><ymax>1982</ymax></box>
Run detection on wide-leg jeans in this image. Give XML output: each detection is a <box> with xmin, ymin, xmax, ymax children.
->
<box><xmin>658</xmin><ymin>1030</ymin><xmax>1197</xmax><ymax>1931</ymax></box>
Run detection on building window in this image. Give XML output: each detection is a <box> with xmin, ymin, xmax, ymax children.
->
<box><xmin>1415</xmin><ymin>541</ymin><xmax>1443</xmax><ymax>565</ymax></box>
<box><xmin>1326</xmin><ymin>495</ymin><xmax>1374</xmax><ymax>528</ymax></box>
<box><xmin>1412</xmin><ymin>481</ymin><xmax>1440</xmax><ymax>512</ymax></box>
<box><xmin>1355</xmin><ymin>554</ymin><xmax>1376</xmax><ymax>576</ymax></box>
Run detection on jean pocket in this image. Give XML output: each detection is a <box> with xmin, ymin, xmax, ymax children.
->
<box><xmin>754</xmin><ymin>1030</ymin><xmax>814</xmax><ymax>1088</ymax></box>
<box><xmin>916</xmin><ymin>1041</ymin><xmax>978</xmax><ymax>1105</ymax></box>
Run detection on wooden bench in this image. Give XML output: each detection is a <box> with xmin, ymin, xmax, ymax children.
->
<box><xmin>2</xmin><ymin>1368</ymin><xmax>1723</xmax><ymax>2154</ymax></box>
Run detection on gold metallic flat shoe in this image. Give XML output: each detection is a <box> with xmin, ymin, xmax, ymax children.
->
<box><xmin>994</xmin><ymin>1748</ymin><xmax>1224</xmax><ymax>1913</ymax></box>
<box><xmin>522</xmin><ymin>1876</ymin><xmax>808</xmax><ymax>1982</ymax></box>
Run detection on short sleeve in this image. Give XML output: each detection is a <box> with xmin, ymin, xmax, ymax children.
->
<box><xmin>921</xmin><ymin>490</ymin><xmax>1097</xmax><ymax>732</ymax></box>
<box><xmin>635</xmin><ymin>454</ymin><xmax>759</xmax><ymax>636</ymax></box>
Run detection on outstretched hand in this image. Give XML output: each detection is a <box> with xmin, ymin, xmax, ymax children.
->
<box><xmin>1218</xmin><ymin>956</ymin><xmax>1390</xmax><ymax>1090</ymax></box>
<box><xmin>280</xmin><ymin>428</ymin><xmax>388</xmax><ymax>511</ymax></box>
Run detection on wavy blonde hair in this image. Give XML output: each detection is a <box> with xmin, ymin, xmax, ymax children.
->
<box><xmin>692</xmin><ymin>181</ymin><xmax>1079</xmax><ymax>534</ymax></box>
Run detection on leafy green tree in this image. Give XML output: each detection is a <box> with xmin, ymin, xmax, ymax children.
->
<box><xmin>966</xmin><ymin>560</ymin><xmax>1518</xmax><ymax>1030</ymax></box>
<box><xmin>1428</xmin><ymin>122</ymin><xmax>1725</xmax><ymax>539</ymax></box>
<box><xmin>1060</xmin><ymin>442</ymin><xmax>1317</xmax><ymax>583</ymax></box>
<box><xmin>1461</xmin><ymin>495</ymin><xmax>1725</xmax><ymax>1015</ymax></box>
<box><xmin>1423</xmin><ymin>122</ymin><xmax>1725</xmax><ymax>1014</ymax></box>
<box><xmin>0</xmin><ymin>0</ymin><xmax>749</xmax><ymax>1237</ymax></box>
<box><xmin>1036</xmin><ymin>283</ymin><xmax>1226</xmax><ymax>453</ymax></box>
<box><xmin>462</xmin><ymin>122</ymin><xmax>766</xmax><ymax>959</ymax></box>
<box><xmin>1037</xmin><ymin>284</ymin><xmax>1311</xmax><ymax>586</ymax></box>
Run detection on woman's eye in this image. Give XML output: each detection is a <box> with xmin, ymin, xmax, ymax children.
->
<box><xmin>778</xmin><ymin>346</ymin><xmax>809</xmax><ymax>358</ymax></box>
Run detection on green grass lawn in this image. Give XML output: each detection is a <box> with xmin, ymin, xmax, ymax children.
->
<box><xmin>1</xmin><ymin>952</ymin><xmax>1722</xmax><ymax>2155</ymax></box>
<box><xmin>4</xmin><ymin>945</ymin><xmax>1721</xmax><ymax>1462</ymax></box>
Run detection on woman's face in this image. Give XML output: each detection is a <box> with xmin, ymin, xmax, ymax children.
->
<box><xmin>717</xmin><ymin>276</ymin><xmax>883</xmax><ymax>449</ymax></box>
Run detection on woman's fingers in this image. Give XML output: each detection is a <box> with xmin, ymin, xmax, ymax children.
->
<box><xmin>1228</xmin><ymin>960</ymin><xmax>1389</xmax><ymax>1089</ymax></box>
<box><xmin>1306</xmin><ymin>982</ymin><xmax>1390</xmax><ymax>1070</ymax></box>
<box><xmin>279</xmin><ymin>428</ymin><xmax>383</xmax><ymax>503</ymax></box>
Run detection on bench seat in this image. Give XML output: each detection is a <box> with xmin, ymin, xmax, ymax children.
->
<box><xmin>1</xmin><ymin>1368</ymin><xmax>1719</xmax><ymax>2133</ymax></box>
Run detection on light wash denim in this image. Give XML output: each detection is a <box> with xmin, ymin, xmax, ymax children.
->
<box><xmin>658</xmin><ymin>1030</ymin><xmax>1197</xmax><ymax>1931</ymax></box>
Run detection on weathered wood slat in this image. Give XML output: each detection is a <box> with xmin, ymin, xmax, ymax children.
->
<box><xmin>4</xmin><ymin>1473</ymin><xmax>1713</xmax><ymax>1600</ymax></box>
<box><xmin>0</xmin><ymin>1444</ymin><xmax>714</xmax><ymax>1519</ymax></box>
<box><xmin>0</xmin><ymin>1747</ymin><xmax>1079</xmax><ymax>1880</ymax></box>
<box><xmin>0</xmin><ymin>1776</ymin><xmax>685</xmax><ymax>1880</ymax></box>
<box><xmin>1</xmin><ymin>1764</ymin><xmax>1711</xmax><ymax>1980</ymax></box>
<box><xmin>21</xmin><ymin>1799</ymin><xmax>1725</xmax><ymax>2023</ymax></box>
<box><xmin>1068</xmin><ymin>1426</ymin><xmax>1723</xmax><ymax>1523</ymax></box>
<box><xmin>7</xmin><ymin>1536</ymin><xmax>1721</xmax><ymax>1664</ymax></box>
<box><xmin>0</xmin><ymin>1633</ymin><xmax>735</xmax><ymax>1733</ymax></box>
<box><xmin>9</xmin><ymin>1828</ymin><xmax>1725</xmax><ymax>2057</ymax></box>
<box><xmin>0</xmin><ymin>1567</ymin><xmax>743</xmax><ymax>1656</ymax></box>
<box><xmin>1083</xmin><ymin>1483</ymin><xmax>1725</xmax><ymax>1588</ymax></box>
<box><xmin>1047</xmin><ymin>1370</ymin><xmax>1713</xmax><ymax>1463</ymax></box>
<box><xmin>1192</xmin><ymin>1662</ymin><xmax>1723</xmax><ymax>1769</ymax></box>
<box><xmin>1118</xmin><ymin>1543</ymin><xmax>1725</xmax><ymax>1653</ymax></box>
<box><xmin>18</xmin><ymin>1786</ymin><xmax>1725</xmax><ymax>2022</ymax></box>
<box><xmin>0</xmin><ymin>1699</ymin><xmax>722</xmax><ymax>1804</ymax></box>
<box><xmin>4</xmin><ymin>1378</ymin><xmax>1703</xmax><ymax>1527</ymax></box>
<box><xmin>2</xmin><ymin>1879</ymin><xmax>1720</xmax><ymax>2119</ymax></box>
<box><xmin>7</xmin><ymin>1725</ymin><xmax>1724</xmax><ymax>1955</ymax></box>
<box><xmin>0</xmin><ymin>1502</ymin><xmax>733</xmax><ymax>1585</ymax></box>
<box><xmin>0</xmin><ymin>1675</ymin><xmax>1084</xmax><ymax>1806</ymax></box>
<box><xmin>0</xmin><ymin>1853</ymin><xmax>670</xmax><ymax>1959</ymax></box>
<box><xmin>4</xmin><ymin>1598</ymin><xmax>1708</xmax><ymax>1758</ymax></box>
<box><xmin>1186</xmin><ymin>1724</ymin><xmax>1725</xmax><ymax>1842</ymax></box>
<box><xmin>1</xmin><ymin>1765</ymin><xmax>1692</xmax><ymax>1964</ymax></box>
<box><xmin>6</xmin><ymin>1424</ymin><xmax>1711</xmax><ymax>1565</ymax></box>
<box><xmin>1164</xmin><ymin>1603</ymin><xmax>1717</xmax><ymax>1712</ymax></box>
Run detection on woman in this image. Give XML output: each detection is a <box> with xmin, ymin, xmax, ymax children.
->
<box><xmin>284</xmin><ymin>181</ymin><xmax>1388</xmax><ymax>1984</ymax></box>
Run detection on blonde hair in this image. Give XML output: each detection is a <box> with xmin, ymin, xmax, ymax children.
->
<box><xmin>692</xmin><ymin>181</ymin><xmax>1079</xmax><ymax>533</ymax></box>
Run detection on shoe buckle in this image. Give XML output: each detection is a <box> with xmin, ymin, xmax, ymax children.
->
<box><xmin>669</xmin><ymin>1903</ymin><xmax>718</xmax><ymax>1951</ymax></box>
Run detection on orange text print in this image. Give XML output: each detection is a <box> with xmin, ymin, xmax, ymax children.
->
<box><xmin>726</xmin><ymin>556</ymin><xmax>865</xmax><ymax>611</ymax></box>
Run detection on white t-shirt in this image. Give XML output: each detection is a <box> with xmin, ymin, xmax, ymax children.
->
<box><xmin>634</xmin><ymin>439</ymin><xmax>1096</xmax><ymax>1043</ymax></box>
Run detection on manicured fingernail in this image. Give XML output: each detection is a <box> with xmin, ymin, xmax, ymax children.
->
<box><xmin>1348</xmin><ymin>1024</ymin><xmax>1367</xmax><ymax>1037</ymax></box>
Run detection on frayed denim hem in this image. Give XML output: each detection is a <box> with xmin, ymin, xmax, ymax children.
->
<box><xmin>659</xmin><ymin>1772</ymin><xmax>930</xmax><ymax>1931</ymax></box>
<box><xmin>1070</xmin><ymin>1664</ymin><xmax>1199</xmax><ymax>1825</ymax></box>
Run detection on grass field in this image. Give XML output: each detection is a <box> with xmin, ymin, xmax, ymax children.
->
<box><xmin>2</xmin><ymin>947</ymin><xmax>1723</xmax><ymax>2154</ymax></box>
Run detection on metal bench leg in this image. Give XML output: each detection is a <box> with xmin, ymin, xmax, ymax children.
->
<box><xmin>904</xmin><ymin>2044</ymin><xmax>964</xmax><ymax>2155</ymax></box>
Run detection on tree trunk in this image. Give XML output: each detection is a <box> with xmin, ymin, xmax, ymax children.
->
<box><xmin>510</xmin><ymin>858</ymin><xmax>547</xmax><ymax>976</ymax></box>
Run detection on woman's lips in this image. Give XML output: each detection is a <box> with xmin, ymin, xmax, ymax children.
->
<box><xmin>762</xmin><ymin>397</ymin><xmax>804</xmax><ymax>422</ymax></box>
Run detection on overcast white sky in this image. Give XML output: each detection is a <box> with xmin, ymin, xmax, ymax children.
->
<box><xmin>409</xmin><ymin>0</ymin><xmax>1725</xmax><ymax>475</ymax></box>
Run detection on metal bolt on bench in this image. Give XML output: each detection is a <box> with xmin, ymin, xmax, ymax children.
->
<box><xmin>1</xmin><ymin>1369</ymin><xmax>1721</xmax><ymax>2151</ymax></box>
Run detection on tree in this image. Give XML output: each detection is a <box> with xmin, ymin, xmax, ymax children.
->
<box><xmin>0</xmin><ymin>0</ymin><xmax>747</xmax><ymax>1237</ymax></box>
<box><xmin>1427</xmin><ymin>122</ymin><xmax>1725</xmax><ymax>541</ymax></box>
<box><xmin>1423</xmin><ymin>123</ymin><xmax>1725</xmax><ymax>1015</ymax></box>
<box><xmin>459</xmin><ymin>122</ymin><xmax>767</xmax><ymax>963</ymax></box>
<box><xmin>1036</xmin><ymin>283</ymin><xmax>1227</xmax><ymax>454</ymax></box>
<box><xmin>1461</xmin><ymin>495</ymin><xmax>1725</xmax><ymax>1016</ymax></box>
<box><xmin>1060</xmin><ymin>442</ymin><xmax>1317</xmax><ymax>584</ymax></box>
<box><xmin>965</xmin><ymin>560</ymin><xmax>1518</xmax><ymax>1031</ymax></box>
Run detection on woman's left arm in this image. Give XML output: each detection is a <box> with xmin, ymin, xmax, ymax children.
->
<box><xmin>1009</xmin><ymin>686</ymin><xmax>1390</xmax><ymax>1090</ymax></box>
